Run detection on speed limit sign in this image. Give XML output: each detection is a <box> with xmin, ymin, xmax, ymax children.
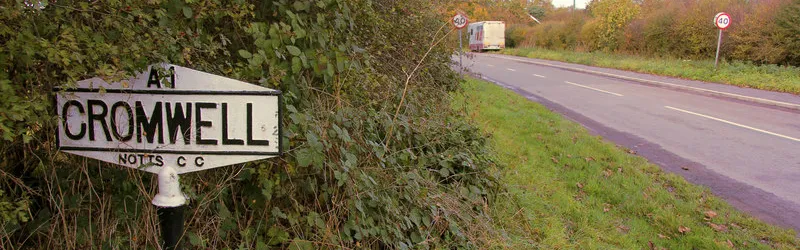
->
<box><xmin>452</xmin><ymin>13</ymin><xmax>468</xmax><ymax>29</ymax></box>
<box><xmin>714</xmin><ymin>12</ymin><xmax>731</xmax><ymax>30</ymax></box>
<box><xmin>713</xmin><ymin>12</ymin><xmax>731</xmax><ymax>68</ymax></box>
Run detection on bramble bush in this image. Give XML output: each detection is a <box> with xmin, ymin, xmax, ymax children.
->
<box><xmin>0</xmin><ymin>0</ymin><xmax>499</xmax><ymax>249</ymax></box>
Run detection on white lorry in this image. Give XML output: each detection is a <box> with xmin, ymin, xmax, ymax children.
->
<box><xmin>468</xmin><ymin>21</ymin><xmax>505</xmax><ymax>52</ymax></box>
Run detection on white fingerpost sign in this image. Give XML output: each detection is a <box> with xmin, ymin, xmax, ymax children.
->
<box><xmin>713</xmin><ymin>12</ymin><xmax>731</xmax><ymax>68</ymax></box>
<box><xmin>55</xmin><ymin>64</ymin><xmax>282</xmax><ymax>174</ymax></box>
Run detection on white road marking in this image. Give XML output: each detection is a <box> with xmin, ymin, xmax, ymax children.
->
<box><xmin>533</xmin><ymin>74</ymin><xmax>546</xmax><ymax>78</ymax></box>
<box><xmin>665</xmin><ymin>106</ymin><xmax>800</xmax><ymax>142</ymax></box>
<box><xmin>564</xmin><ymin>81</ymin><xmax>624</xmax><ymax>97</ymax></box>
<box><xmin>506</xmin><ymin>68</ymin><xmax>516</xmax><ymax>71</ymax></box>
<box><xmin>486</xmin><ymin>54</ymin><xmax>800</xmax><ymax>110</ymax></box>
<box><xmin>487</xmin><ymin>64</ymin><xmax>495</xmax><ymax>67</ymax></box>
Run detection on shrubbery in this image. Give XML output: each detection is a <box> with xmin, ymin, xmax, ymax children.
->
<box><xmin>0</xmin><ymin>0</ymin><xmax>498</xmax><ymax>248</ymax></box>
<box><xmin>523</xmin><ymin>0</ymin><xmax>800</xmax><ymax>66</ymax></box>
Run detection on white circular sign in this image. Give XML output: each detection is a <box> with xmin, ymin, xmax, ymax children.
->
<box><xmin>452</xmin><ymin>14</ymin><xmax>468</xmax><ymax>29</ymax></box>
<box><xmin>714</xmin><ymin>12</ymin><xmax>731</xmax><ymax>30</ymax></box>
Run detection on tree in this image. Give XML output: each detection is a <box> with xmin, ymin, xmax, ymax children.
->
<box><xmin>585</xmin><ymin>0</ymin><xmax>641</xmax><ymax>51</ymax></box>
<box><xmin>528</xmin><ymin>6</ymin><xmax>547</xmax><ymax>19</ymax></box>
<box><xmin>527</xmin><ymin>0</ymin><xmax>554</xmax><ymax>19</ymax></box>
<box><xmin>776</xmin><ymin>0</ymin><xmax>800</xmax><ymax>65</ymax></box>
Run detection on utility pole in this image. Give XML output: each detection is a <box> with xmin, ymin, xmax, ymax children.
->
<box><xmin>573</xmin><ymin>0</ymin><xmax>576</xmax><ymax>16</ymax></box>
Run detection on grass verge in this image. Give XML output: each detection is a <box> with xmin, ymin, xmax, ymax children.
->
<box><xmin>498</xmin><ymin>48</ymin><xmax>800</xmax><ymax>95</ymax></box>
<box><xmin>454</xmin><ymin>77</ymin><xmax>799</xmax><ymax>249</ymax></box>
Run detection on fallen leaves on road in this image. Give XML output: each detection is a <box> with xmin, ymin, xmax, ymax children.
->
<box><xmin>681</xmin><ymin>166</ymin><xmax>689</xmax><ymax>170</ymax></box>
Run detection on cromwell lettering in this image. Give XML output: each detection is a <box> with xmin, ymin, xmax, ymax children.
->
<box><xmin>195</xmin><ymin>102</ymin><xmax>218</xmax><ymax>145</ymax></box>
<box><xmin>247</xmin><ymin>103</ymin><xmax>269</xmax><ymax>146</ymax></box>
<box><xmin>110</xmin><ymin>102</ymin><xmax>134</xmax><ymax>141</ymax></box>
<box><xmin>166</xmin><ymin>102</ymin><xmax>192</xmax><ymax>144</ymax></box>
<box><xmin>62</xmin><ymin>100</ymin><xmax>86</xmax><ymax>140</ymax></box>
<box><xmin>135</xmin><ymin>101</ymin><xmax>165</xmax><ymax>144</ymax></box>
<box><xmin>87</xmin><ymin>99</ymin><xmax>112</xmax><ymax>141</ymax></box>
<box><xmin>222</xmin><ymin>103</ymin><xmax>244</xmax><ymax>145</ymax></box>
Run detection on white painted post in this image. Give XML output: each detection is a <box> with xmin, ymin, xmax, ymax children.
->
<box><xmin>152</xmin><ymin>166</ymin><xmax>186</xmax><ymax>207</ymax></box>
<box><xmin>152</xmin><ymin>166</ymin><xmax>187</xmax><ymax>250</ymax></box>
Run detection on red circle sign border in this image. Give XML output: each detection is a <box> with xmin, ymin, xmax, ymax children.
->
<box><xmin>714</xmin><ymin>12</ymin><xmax>730</xmax><ymax>30</ymax></box>
<box><xmin>452</xmin><ymin>14</ymin><xmax>468</xmax><ymax>29</ymax></box>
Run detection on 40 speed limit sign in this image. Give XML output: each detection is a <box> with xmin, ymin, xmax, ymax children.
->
<box><xmin>452</xmin><ymin>13</ymin><xmax>468</xmax><ymax>29</ymax></box>
<box><xmin>714</xmin><ymin>12</ymin><xmax>731</xmax><ymax>30</ymax></box>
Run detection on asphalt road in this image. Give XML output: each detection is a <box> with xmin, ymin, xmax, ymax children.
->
<box><xmin>462</xmin><ymin>53</ymin><xmax>800</xmax><ymax>231</ymax></box>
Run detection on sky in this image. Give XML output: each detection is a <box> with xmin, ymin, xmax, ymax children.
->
<box><xmin>551</xmin><ymin>0</ymin><xmax>590</xmax><ymax>9</ymax></box>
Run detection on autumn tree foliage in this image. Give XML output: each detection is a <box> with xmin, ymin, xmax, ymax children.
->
<box><xmin>519</xmin><ymin>0</ymin><xmax>800</xmax><ymax>66</ymax></box>
<box><xmin>441</xmin><ymin>0</ymin><xmax>532</xmax><ymax>25</ymax></box>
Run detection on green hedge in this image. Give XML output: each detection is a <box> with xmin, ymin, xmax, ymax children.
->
<box><xmin>0</xmin><ymin>1</ymin><xmax>498</xmax><ymax>248</ymax></box>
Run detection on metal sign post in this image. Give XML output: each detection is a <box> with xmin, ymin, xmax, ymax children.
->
<box><xmin>459</xmin><ymin>29</ymin><xmax>463</xmax><ymax>71</ymax></box>
<box><xmin>715</xmin><ymin>29</ymin><xmax>723</xmax><ymax>69</ymax></box>
<box><xmin>54</xmin><ymin>64</ymin><xmax>283</xmax><ymax>249</ymax></box>
<box><xmin>713</xmin><ymin>12</ymin><xmax>731</xmax><ymax>69</ymax></box>
<box><xmin>452</xmin><ymin>13</ymin><xmax>468</xmax><ymax>73</ymax></box>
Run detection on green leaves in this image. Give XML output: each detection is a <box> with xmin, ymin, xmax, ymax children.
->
<box><xmin>182</xmin><ymin>7</ymin><xmax>193</xmax><ymax>19</ymax></box>
<box><xmin>288</xmin><ymin>239</ymin><xmax>314</xmax><ymax>250</ymax></box>
<box><xmin>187</xmin><ymin>231</ymin><xmax>206</xmax><ymax>247</ymax></box>
<box><xmin>286</xmin><ymin>45</ymin><xmax>302</xmax><ymax>56</ymax></box>
<box><xmin>238</xmin><ymin>50</ymin><xmax>253</xmax><ymax>59</ymax></box>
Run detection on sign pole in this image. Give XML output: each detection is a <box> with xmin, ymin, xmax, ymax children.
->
<box><xmin>452</xmin><ymin>12</ymin><xmax>468</xmax><ymax>74</ymax></box>
<box><xmin>152</xmin><ymin>166</ymin><xmax>187</xmax><ymax>250</ymax></box>
<box><xmin>713</xmin><ymin>12</ymin><xmax>730</xmax><ymax>69</ymax></box>
<box><xmin>459</xmin><ymin>29</ymin><xmax>463</xmax><ymax>74</ymax></box>
<box><xmin>714</xmin><ymin>29</ymin><xmax>722</xmax><ymax>69</ymax></box>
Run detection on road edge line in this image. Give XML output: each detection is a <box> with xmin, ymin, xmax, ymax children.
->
<box><xmin>485</xmin><ymin>54</ymin><xmax>800</xmax><ymax>111</ymax></box>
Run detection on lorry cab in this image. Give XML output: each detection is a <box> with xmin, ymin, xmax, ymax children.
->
<box><xmin>468</xmin><ymin>21</ymin><xmax>505</xmax><ymax>52</ymax></box>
